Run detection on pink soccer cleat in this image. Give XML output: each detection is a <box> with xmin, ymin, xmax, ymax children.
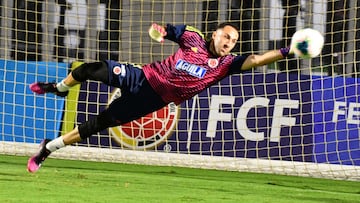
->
<box><xmin>27</xmin><ymin>139</ymin><xmax>52</xmax><ymax>173</ymax></box>
<box><xmin>29</xmin><ymin>82</ymin><xmax>68</xmax><ymax>97</ymax></box>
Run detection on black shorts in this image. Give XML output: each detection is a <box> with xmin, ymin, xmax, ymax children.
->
<box><xmin>104</xmin><ymin>60</ymin><xmax>167</xmax><ymax>125</ymax></box>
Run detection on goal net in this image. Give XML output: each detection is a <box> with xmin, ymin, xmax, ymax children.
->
<box><xmin>1</xmin><ymin>0</ymin><xmax>360</xmax><ymax>181</ymax></box>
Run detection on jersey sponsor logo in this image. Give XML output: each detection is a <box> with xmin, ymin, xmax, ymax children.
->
<box><xmin>175</xmin><ymin>59</ymin><xmax>206</xmax><ymax>78</ymax></box>
<box><xmin>108</xmin><ymin>88</ymin><xmax>179</xmax><ymax>150</ymax></box>
<box><xmin>208</xmin><ymin>58</ymin><xmax>219</xmax><ymax>68</ymax></box>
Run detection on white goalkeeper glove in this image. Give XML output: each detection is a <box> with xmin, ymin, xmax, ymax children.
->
<box><xmin>148</xmin><ymin>23</ymin><xmax>167</xmax><ymax>43</ymax></box>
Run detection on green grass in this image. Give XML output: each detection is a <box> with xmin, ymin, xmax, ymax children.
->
<box><xmin>0</xmin><ymin>154</ymin><xmax>359</xmax><ymax>203</ymax></box>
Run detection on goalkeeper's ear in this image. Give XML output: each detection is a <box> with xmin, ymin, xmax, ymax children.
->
<box><xmin>148</xmin><ymin>23</ymin><xmax>167</xmax><ymax>43</ymax></box>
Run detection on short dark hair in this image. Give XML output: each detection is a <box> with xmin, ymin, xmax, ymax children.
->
<box><xmin>216</xmin><ymin>22</ymin><xmax>239</xmax><ymax>31</ymax></box>
<box><xmin>204</xmin><ymin>22</ymin><xmax>240</xmax><ymax>43</ymax></box>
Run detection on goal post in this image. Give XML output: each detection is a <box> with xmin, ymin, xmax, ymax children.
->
<box><xmin>1</xmin><ymin>0</ymin><xmax>360</xmax><ymax>181</ymax></box>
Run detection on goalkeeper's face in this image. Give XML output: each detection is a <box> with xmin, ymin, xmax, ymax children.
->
<box><xmin>211</xmin><ymin>25</ymin><xmax>239</xmax><ymax>56</ymax></box>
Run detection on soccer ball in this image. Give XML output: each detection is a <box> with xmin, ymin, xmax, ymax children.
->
<box><xmin>290</xmin><ymin>28</ymin><xmax>324</xmax><ymax>58</ymax></box>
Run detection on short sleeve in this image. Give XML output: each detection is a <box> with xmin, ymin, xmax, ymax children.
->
<box><xmin>228</xmin><ymin>55</ymin><xmax>250</xmax><ymax>74</ymax></box>
<box><xmin>164</xmin><ymin>24</ymin><xmax>186</xmax><ymax>43</ymax></box>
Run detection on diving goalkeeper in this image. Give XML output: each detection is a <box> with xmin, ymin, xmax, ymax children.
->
<box><xmin>27</xmin><ymin>22</ymin><xmax>292</xmax><ymax>173</ymax></box>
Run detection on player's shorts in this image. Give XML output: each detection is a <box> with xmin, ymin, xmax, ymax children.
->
<box><xmin>104</xmin><ymin>60</ymin><xmax>167</xmax><ymax>124</ymax></box>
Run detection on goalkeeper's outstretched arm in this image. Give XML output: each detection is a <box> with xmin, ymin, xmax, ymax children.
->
<box><xmin>240</xmin><ymin>47</ymin><xmax>293</xmax><ymax>71</ymax></box>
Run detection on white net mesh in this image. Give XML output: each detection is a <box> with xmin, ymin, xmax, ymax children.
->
<box><xmin>0</xmin><ymin>0</ymin><xmax>360</xmax><ymax>180</ymax></box>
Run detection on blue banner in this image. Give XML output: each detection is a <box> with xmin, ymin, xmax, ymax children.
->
<box><xmin>312</xmin><ymin>76</ymin><xmax>360</xmax><ymax>165</ymax></box>
<box><xmin>1</xmin><ymin>59</ymin><xmax>360</xmax><ymax>166</ymax></box>
<box><xmin>0</xmin><ymin>60</ymin><xmax>67</xmax><ymax>143</ymax></box>
<box><xmin>161</xmin><ymin>73</ymin><xmax>313</xmax><ymax>161</ymax></box>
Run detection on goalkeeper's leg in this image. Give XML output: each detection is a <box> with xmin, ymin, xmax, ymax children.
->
<box><xmin>27</xmin><ymin>94</ymin><xmax>164</xmax><ymax>173</ymax></box>
<box><xmin>27</xmin><ymin>62</ymin><xmax>167</xmax><ymax>173</ymax></box>
<box><xmin>29</xmin><ymin>61</ymin><xmax>109</xmax><ymax>96</ymax></box>
<box><xmin>27</xmin><ymin>110</ymin><xmax>117</xmax><ymax>173</ymax></box>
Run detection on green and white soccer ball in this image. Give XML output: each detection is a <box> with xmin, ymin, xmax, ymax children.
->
<box><xmin>290</xmin><ymin>28</ymin><xmax>324</xmax><ymax>59</ymax></box>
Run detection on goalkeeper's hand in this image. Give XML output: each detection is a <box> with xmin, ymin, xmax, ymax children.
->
<box><xmin>280</xmin><ymin>46</ymin><xmax>295</xmax><ymax>58</ymax></box>
<box><xmin>148</xmin><ymin>23</ymin><xmax>167</xmax><ymax>43</ymax></box>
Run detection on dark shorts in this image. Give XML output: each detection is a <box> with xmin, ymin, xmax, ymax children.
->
<box><xmin>103</xmin><ymin>60</ymin><xmax>167</xmax><ymax>125</ymax></box>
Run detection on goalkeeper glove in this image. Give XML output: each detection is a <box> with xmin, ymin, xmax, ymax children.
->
<box><xmin>148</xmin><ymin>23</ymin><xmax>167</xmax><ymax>43</ymax></box>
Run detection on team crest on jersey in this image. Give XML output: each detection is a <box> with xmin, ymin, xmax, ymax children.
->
<box><xmin>108</xmin><ymin>88</ymin><xmax>179</xmax><ymax>150</ymax></box>
<box><xmin>208</xmin><ymin>58</ymin><xmax>219</xmax><ymax>68</ymax></box>
<box><xmin>113</xmin><ymin>66</ymin><xmax>121</xmax><ymax>75</ymax></box>
<box><xmin>113</xmin><ymin>65</ymin><xmax>126</xmax><ymax>77</ymax></box>
<box><xmin>175</xmin><ymin>59</ymin><xmax>206</xmax><ymax>78</ymax></box>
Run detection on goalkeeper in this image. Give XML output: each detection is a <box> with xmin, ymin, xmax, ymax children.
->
<box><xmin>27</xmin><ymin>22</ymin><xmax>292</xmax><ymax>173</ymax></box>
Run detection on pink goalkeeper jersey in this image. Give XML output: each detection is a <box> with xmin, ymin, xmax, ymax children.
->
<box><xmin>142</xmin><ymin>24</ymin><xmax>248</xmax><ymax>105</ymax></box>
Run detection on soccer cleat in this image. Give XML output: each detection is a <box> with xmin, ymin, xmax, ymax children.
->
<box><xmin>29</xmin><ymin>82</ymin><xmax>68</xmax><ymax>97</ymax></box>
<box><xmin>27</xmin><ymin>139</ymin><xmax>52</xmax><ymax>173</ymax></box>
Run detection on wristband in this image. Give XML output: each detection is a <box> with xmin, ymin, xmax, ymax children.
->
<box><xmin>279</xmin><ymin>47</ymin><xmax>291</xmax><ymax>57</ymax></box>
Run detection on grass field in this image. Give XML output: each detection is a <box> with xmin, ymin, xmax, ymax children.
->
<box><xmin>0</xmin><ymin>154</ymin><xmax>359</xmax><ymax>203</ymax></box>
